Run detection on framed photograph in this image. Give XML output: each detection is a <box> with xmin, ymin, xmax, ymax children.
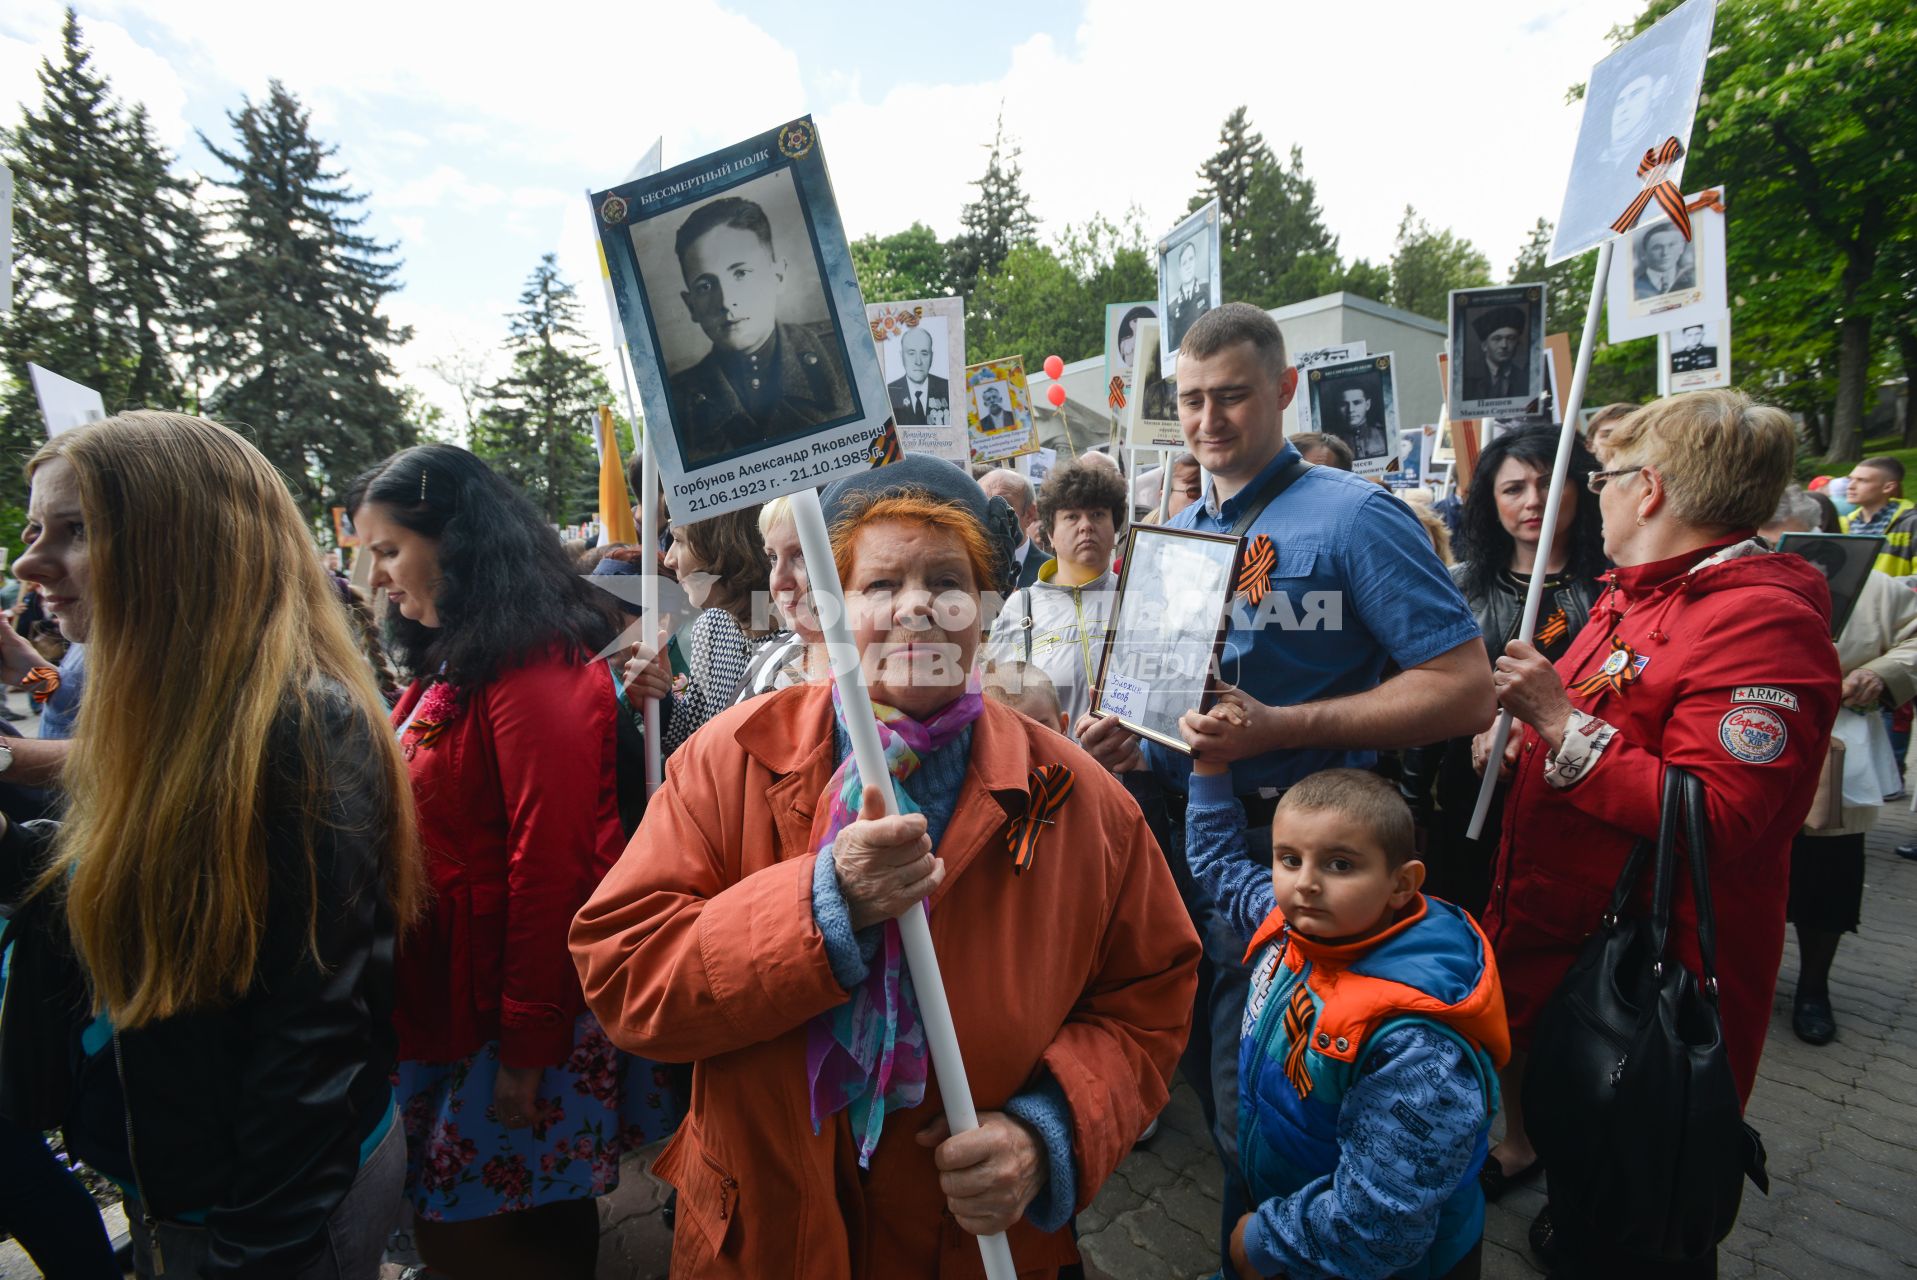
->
<box><xmin>965</xmin><ymin>356</ymin><xmax>1037</xmax><ymax>462</ymax></box>
<box><xmin>331</xmin><ymin>506</ymin><xmax>358</xmax><ymax>549</ymax></box>
<box><xmin>1020</xmin><ymin>446</ymin><xmax>1059</xmax><ymax>486</ymax></box>
<box><xmin>868</xmin><ymin>297</ymin><xmax>966</xmax><ymax>465</ymax></box>
<box><xmin>1105</xmin><ymin>301</ymin><xmax>1159</xmax><ymax>414</ymax></box>
<box><xmin>1606</xmin><ymin>188</ymin><xmax>1728</xmax><ymax>342</ymax></box>
<box><xmin>1778</xmin><ymin>533</ymin><xmax>1884</xmax><ymax>640</ymax></box>
<box><xmin>1292</xmin><ymin>343</ymin><xmax>1368</xmax><ymax>430</ymax></box>
<box><xmin>1661</xmin><ymin>312</ymin><xmax>1731</xmax><ymax>393</ymax></box>
<box><xmin>1307</xmin><ymin>353</ymin><xmax>1399</xmax><ymax>478</ymax></box>
<box><xmin>1386</xmin><ymin>424</ymin><xmax>1439</xmax><ymax>488</ymax></box>
<box><xmin>1156</xmin><ymin>200</ymin><xmax>1222</xmax><ymax>368</ymax></box>
<box><xmin>592</xmin><ymin>117</ymin><xmax>892</xmax><ymax>521</ymax></box>
<box><xmin>1092</xmin><ymin>525</ymin><xmax>1244</xmax><ymax>753</ymax></box>
<box><xmin>1126</xmin><ymin>318</ymin><xmax>1183</xmax><ymax>449</ymax></box>
<box><xmin>1450</xmin><ymin>285</ymin><xmax>1546</xmax><ymax>421</ymax></box>
<box><xmin>1551</xmin><ymin>0</ymin><xmax>1717</xmax><ymax>263</ymax></box>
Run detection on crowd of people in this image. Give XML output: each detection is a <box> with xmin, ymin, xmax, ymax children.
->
<box><xmin>0</xmin><ymin>301</ymin><xmax>1891</xmax><ymax>1280</ymax></box>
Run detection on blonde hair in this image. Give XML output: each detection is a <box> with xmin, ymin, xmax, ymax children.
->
<box><xmin>758</xmin><ymin>495</ymin><xmax>793</xmax><ymax>538</ymax></box>
<box><xmin>1604</xmin><ymin>391</ymin><xmax>1798</xmax><ymax>532</ymax></box>
<box><xmin>30</xmin><ymin>412</ymin><xmax>421</xmax><ymax>1028</ymax></box>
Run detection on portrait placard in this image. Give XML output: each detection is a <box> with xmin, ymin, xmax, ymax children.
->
<box><xmin>1450</xmin><ymin>285</ymin><xmax>1547</xmax><ymax>421</ymax></box>
<box><xmin>1156</xmin><ymin>200</ymin><xmax>1222</xmax><ymax>368</ymax></box>
<box><xmin>867</xmin><ymin>297</ymin><xmax>967</xmax><ymax>465</ymax></box>
<box><xmin>1661</xmin><ymin>312</ymin><xmax>1731</xmax><ymax>394</ymax></box>
<box><xmin>1105</xmin><ymin>301</ymin><xmax>1159</xmax><ymax>414</ymax></box>
<box><xmin>331</xmin><ymin>506</ymin><xmax>359</xmax><ymax>549</ymax></box>
<box><xmin>1292</xmin><ymin>343</ymin><xmax>1368</xmax><ymax>430</ymax></box>
<box><xmin>1551</xmin><ymin>0</ymin><xmax>1717</xmax><ymax>262</ymax></box>
<box><xmin>1126</xmin><ymin>318</ymin><xmax>1182</xmax><ymax>449</ymax></box>
<box><xmin>1092</xmin><ymin>525</ymin><xmax>1244</xmax><ymax>754</ymax></box>
<box><xmin>965</xmin><ymin>356</ymin><xmax>1037</xmax><ymax>462</ymax></box>
<box><xmin>1306</xmin><ymin>353</ymin><xmax>1399</xmax><ymax>478</ymax></box>
<box><xmin>591</xmin><ymin>117</ymin><xmax>892</xmax><ymax>521</ymax></box>
<box><xmin>1020</xmin><ymin>447</ymin><xmax>1059</xmax><ymax>486</ymax></box>
<box><xmin>1386</xmin><ymin>424</ymin><xmax>1439</xmax><ymax>488</ymax></box>
<box><xmin>1606</xmin><ymin>188</ymin><xmax>1728</xmax><ymax>342</ymax></box>
<box><xmin>1778</xmin><ymin>533</ymin><xmax>1883</xmax><ymax>640</ymax></box>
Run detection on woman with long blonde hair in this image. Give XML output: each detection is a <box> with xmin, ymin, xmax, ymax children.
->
<box><xmin>0</xmin><ymin>412</ymin><xmax>421</xmax><ymax>1279</ymax></box>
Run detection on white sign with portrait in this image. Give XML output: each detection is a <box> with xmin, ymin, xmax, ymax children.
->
<box><xmin>1606</xmin><ymin>188</ymin><xmax>1728</xmax><ymax>343</ymax></box>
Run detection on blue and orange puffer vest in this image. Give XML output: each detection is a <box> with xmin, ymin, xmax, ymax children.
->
<box><xmin>1238</xmin><ymin>896</ymin><xmax>1511</xmax><ymax>1279</ymax></box>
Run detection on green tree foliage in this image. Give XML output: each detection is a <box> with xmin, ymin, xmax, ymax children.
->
<box><xmin>850</xmin><ymin>222</ymin><xmax>950</xmax><ymax>302</ymax></box>
<box><xmin>945</xmin><ymin>113</ymin><xmax>1040</xmax><ymax>300</ymax></box>
<box><xmin>1505</xmin><ymin>218</ymin><xmax>1655</xmax><ymax>409</ymax></box>
<box><xmin>1387</xmin><ymin>206</ymin><xmax>1493</xmax><ymax>320</ymax></box>
<box><xmin>199</xmin><ymin>82</ymin><xmax>415</xmax><ymax>518</ymax></box>
<box><xmin>967</xmin><ymin>216</ymin><xmax>1154</xmax><ymax>367</ymax></box>
<box><xmin>1189</xmin><ymin>110</ymin><xmax>1354</xmax><ymax>308</ymax></box>
<box><xmin>0</xmin><ymin>9</ymin><xmax>206</xmax><ymax>510</ymax></box>
<box><xmin>471</xmin><ymin>254</ymin><xmax>613</xmax><ymax>523</ymax></box>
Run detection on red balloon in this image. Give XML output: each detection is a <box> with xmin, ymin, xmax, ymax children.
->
<box><xmin>1046</xmin><ymin>384</ymin><xmax>1068</xmax><ymax>408</ymax></box>
<box><xmin>1043</xmin><ymin>354</ymin><xmax>1065</xmax><ymax>380</ymax></box>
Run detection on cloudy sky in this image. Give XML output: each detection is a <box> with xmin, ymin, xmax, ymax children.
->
<box><xmin>2</xmin><ymin>0</ymin><xmax>1642</xmax><ymax>420</ymax></box>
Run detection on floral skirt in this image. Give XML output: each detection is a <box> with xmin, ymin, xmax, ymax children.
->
<box><xmin>394</xmin><ymin>1012</ymin><xmax>681</xmax><ymax>1222</ymax></box>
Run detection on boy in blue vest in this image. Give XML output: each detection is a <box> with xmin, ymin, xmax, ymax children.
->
<box><xmin>1185</xmin><ymin>736</ymin><xmax>1509</xmax><ymax>1280</ymax></box>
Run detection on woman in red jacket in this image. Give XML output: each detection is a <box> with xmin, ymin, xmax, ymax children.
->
<box><xmin>1480</xmin><ymin>391</ymin><xmax>1840</xmax><ymax>1274</ymax></box>
<box><xmin>348</xmin><ymin>447</ymin><xmax>677</xmax><ymax>1279</ymax></box>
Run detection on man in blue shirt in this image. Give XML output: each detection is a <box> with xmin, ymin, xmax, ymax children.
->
<box><xmin>1076</xmin><ymin>302</ymin><xmax>1493</xmax><ymax>1255</ymax></box>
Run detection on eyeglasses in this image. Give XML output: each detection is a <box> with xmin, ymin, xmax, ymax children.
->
<box><xmin>1587</xmin><ymin>467</ymin><xmax>1644</xmax><ymax>495</ymax></box>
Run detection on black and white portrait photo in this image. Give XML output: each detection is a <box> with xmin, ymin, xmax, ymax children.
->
<box><xmin>630</xmin><ymin>169</ymin><xmax>853</xmax><ymax>467</ymax></box>
<box><xmin>1551</xmin><ymin>0</ymin><xmax>1717</xmax><ymax>261</ymax></box>
<box><xmin>974</xmin><ymin>379</ymin><xmax>1016</xmax><ymax>430</ymax></box>
<box><xmin>1126</xmin><ymin>318</ymin><xmax>1182</xmax><ymax>450</ymax></box>
<box><xmin>1106</xmin><ymin>301</ymin><xmax>1158</xmax><ymax>397</ymax></box>
<box><xmin>1450</xmin><ymin>285</ymin><xmax>1547</xmax><ymax>420</ymax></box>
<box><xmin>868</xmin><ymin>297</ymin><xmax>966</xmax><ymax>464</ymax></box>
<box><xmin>1631</xmin><ymin>221</ymin><xmax>1698</xmax><ymax>301</ymax></box>
<box><xmin>1607</xmin><ymin>188</ymin><xmax>1728</xmax><ymax>341</ymax></box>
<box><xmin>1308</xmin><ymin>354</ymin><xmax>1399</xmax><ymax>477</ymax></box>
<box><xmin>594</xmin><ymin>116</ymin><xmax>891</xmax><ymax>521</ymax></box>
<box><xmin>1663</xmin><ymin>313</ymin><xmax>1731</xmax><ymax>393</ymax></box>
<box><xmin>886</xmin><ymin>320</ymin><xmax>948</xmax><ymax>423</ymax></box>
<box><xmin>1156</xmin><ymin>200</ymin><xmax>1222</xmax><ymax>366</ymax></box>
<box><xmin>1095</xmin><ymin>526</ymin><xmax>1240</xmax><ymax>752</ymax></box>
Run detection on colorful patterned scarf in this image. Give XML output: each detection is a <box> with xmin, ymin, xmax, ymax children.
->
<box><xmin>805</xmin><ymin>678</ymin><xmax>983</xmax><ymax>1167</ymax></box>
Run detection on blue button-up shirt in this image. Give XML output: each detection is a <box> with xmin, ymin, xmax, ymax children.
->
<box><xmin>1143</xmin><ymin>444</ymin><xmax>1481</xmax><ymax>795</ymax></box>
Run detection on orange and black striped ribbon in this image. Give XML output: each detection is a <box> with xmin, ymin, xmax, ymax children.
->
<box><xmin>867</xmin><ymin>420</ymin><xmax>903</xmax><ymax>467</ymax></box>
<box><xmin>1007</xmin><ymin>763</ymin><xmax>1074</xmax><ymax>875</ymax></box>
<box><xmin>1237</xmin><ymin>534</ymin><xmax>1276</xmax><ymax>608</ymax></box>
<box><xmin>1108</xmin><ymin>376</ymin><xmax>1127</xmax><ymax>410</ymax></box>
<box><xmin>1570</xmin><ymin>635</ymin><xmax>1642</xmax><ymax>699</ymax></box>
<box><xmin>1281</xmin><ymin>983</ymin><xmax>1317</xmax><ymax>1100</ymax></box>
<box><xmin>22</xmin><ymin>665</ymin><xmax>61</xmax><ymax>705</ymax></box>
<box><xmin>1686</xmin><ymin>188</ymin><xmax>1724</xmax><ymax>216</ymax></box>
<box><xmin>1610</xmin><ymin>137</ymin><xmax>1693</xmax><ymax>242</ymax></box>
<box><xmin>1536</xmin><ymin>607</ymin><xmax>1568</xmax><ymax>650</ymax></box>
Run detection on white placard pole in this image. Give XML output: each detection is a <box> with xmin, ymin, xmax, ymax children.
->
<box><xmin>1465</xmin><ymin>241</ymin><xmax>1615</xmax><ymax>840</ymax></box>
<box><xmin>641</xmin><ymin>437</ymin><xmax>663</xmax><ymax>795</ymax></box>
<box><xmin>789</xmin><ymin>486</ymin><xmax>1018</xmax><ymax>1280</ymax></box>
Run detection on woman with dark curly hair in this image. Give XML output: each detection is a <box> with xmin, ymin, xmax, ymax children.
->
<box><xmin>347</xmin><ymin>445</ymin><xmax>678</xmax><ymax>1279</ymax></box>
<box><xmin>1404</xmin><ymin>426</ymin><xmax>1609</xmax><ymax>920</ymax></box>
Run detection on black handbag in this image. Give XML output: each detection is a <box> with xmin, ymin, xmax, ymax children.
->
<box><xmin>1522</xmin><ymin>765</ymin><xmax>1768</xmax><ymax>1263</ymax></box>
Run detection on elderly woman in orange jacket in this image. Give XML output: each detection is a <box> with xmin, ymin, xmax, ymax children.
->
<box><xmin>571</xmin><ymin>458</ymin><xmax>1201</xmax><ymax>1277</ymax></box>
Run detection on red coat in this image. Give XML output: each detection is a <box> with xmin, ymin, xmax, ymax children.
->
<box><xmin>393</xmin><ymin>644</ymin><xmax>623</xmax><ymax>1067</ymax></box>
<box><xmin>1484</xmin><ymin>538</ymin><xmax>1839</xmax><ymax>1103</ymax></box>
<box><xmin>569</xmin><ymin>684</ymin><xmax>1201</xmax><ymax>1278</ymax></box>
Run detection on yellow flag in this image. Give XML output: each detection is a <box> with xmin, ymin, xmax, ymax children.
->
<box><xmin>597</xmin><ymin>406</ymin><xmax>639</xmax><ymax>546</ymax></box>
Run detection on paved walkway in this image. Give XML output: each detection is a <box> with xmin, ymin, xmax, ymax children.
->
<box><xmin>8</xmin><ymin>809</ymin><xmax>1915</xmax><ymax>1279</ymax></box>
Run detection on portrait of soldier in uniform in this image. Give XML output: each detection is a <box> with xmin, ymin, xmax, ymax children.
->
<box><xmin>1671</xmin><ymin>322</ymin><xmax>1717</xmax><ymax>372</ymax></box>
<box><xmin>1164</xmin><ymin>239</ymin><xmax>1210</xmax><ymax>353</ymax></box>
<box><xmin>1462</xmin><ymin>306</ymin><xmax>1531</xmax><ymax>406</ymax></box>
<box><xmin>1327</xmin><ymin>378</ymin><xmax>1389</xmax><ymax>462</ymax></box>
<box><xmin>886</xmin><ymin>324</ymin><xmax>950</xmax><ymax>426</ymax></box>
<box><xmin>662</xmin><ymin>194</ymin><xmax>855</xmax><ymax>466</ymax></box>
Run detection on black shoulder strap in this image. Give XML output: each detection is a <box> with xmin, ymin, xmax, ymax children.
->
<box><xmin>1227</xmin><ymin>458</ymin><xmax>1313</xmax><ymax>539</ymax></box>
<box><xmin>1018</xmin><ymin>587</ymin><xmax>1034</xmax><ymax>662</ymax></box>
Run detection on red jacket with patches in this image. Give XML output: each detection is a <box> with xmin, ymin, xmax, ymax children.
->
<box><xmin>1484</xmin><ymin>537</ymin><xmax>1839</xmax><ymax>1103</ymax></box>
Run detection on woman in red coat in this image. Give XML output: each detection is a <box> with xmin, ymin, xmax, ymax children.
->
<box><xmin>1479</xmin><ymin>391</ymin><xmax>1840</xmax><ymax>1274</ymax></box>
<box><xmin>349</xmin><ymin>447</ymin><xmax>677</xmax><ymax>1279</ymax></box>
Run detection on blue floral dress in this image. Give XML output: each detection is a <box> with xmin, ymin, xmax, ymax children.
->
<box><xmin>395</xmin><ymin>1012</ymin><xmax>680</xmax><ymax>1221</ymax></box>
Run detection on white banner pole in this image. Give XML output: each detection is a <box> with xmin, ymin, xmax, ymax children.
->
<box><xmin>1465</xmin><ymin>241</ymin><xmax>1615</xmax><ymax>840</ymax></box>
<box><xmin>789</xmin><ymin>485</ymin><xmax>1019</xmax><ymax>1280</ymax></box>
<box><xmin>641</xmin><ymin>438</ymin><xmax>663</xmax><ymax>795</ymax></box>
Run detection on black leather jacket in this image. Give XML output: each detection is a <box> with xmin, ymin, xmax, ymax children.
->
<box><xmin>0</xmin><ymin>681</ymin><xmax>399</xmax><ymax>1278</ymax></box>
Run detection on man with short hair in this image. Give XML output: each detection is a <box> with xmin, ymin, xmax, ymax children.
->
<box><xmin>975</xmin><ymin>381</ymin><xmax>1018</xmax><ymax>431</ymax></box>
<box><xmin>1671</xmin><ymin>323</ymin><xmax>1718</xmax><ymax>372</ymax></box>
<box><xmin>887</xmin><ymin>326</ymin><xmax>949</xmax><ymax>426</ymax></box>
<box><xmin>1329</xmin><ymin>383</ymin><xmax>1388</xmax><ymax>461</ymax></box>
<box><xmin>1840</xmin><ymin>457</ymin><xmax>1917</xmax><ymax>575</ymax></box>
<box><xmin>668</xmin><ymin>196</ymin><xmax>855</xmax><ymax>465</ymax></box>
<box><xmin>1076</xmin><ymin>301</ymin><xmax>1493</xmax><ymax>1262</ymax></box>
<box><xmin>1166</xmin><ymin>239</ymin><xmax>1209</xmax><ymax>350</ymax></box>
<box><xmin>1464</xmin><ymin>305</ymin><xmax>1531</xmax><ymax>404</ymax></box>
<box><xmin>979</xmin><ymin>468</ymin><xmax>1045</xmax><ymax>588</ymax></box>
<box><xmin>1632</xmin><ymin>222</ymin><xmax>1695</xmax><ymax>298</ymax></box>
